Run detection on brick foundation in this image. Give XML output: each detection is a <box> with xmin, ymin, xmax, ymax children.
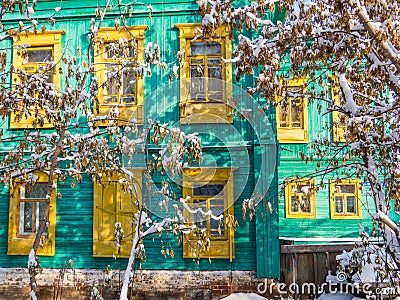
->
<box><xmin>0</xmin><ymin>268</ymin><xmax>275</xmax><ymax>299</ymax></box>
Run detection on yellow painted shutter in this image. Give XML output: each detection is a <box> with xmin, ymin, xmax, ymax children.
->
<box><xmin>94</xmin><ymin>182</ymin><xmax>117</xmax><ymax>256</ymax></box>
<box><xmin>93</xmin><ymin>170</ymin><xmax>142</xmax><ymax>257</ymax></box>
<box><xmin>116</xmin><ymin>184</ymin><xmax>135</xmax><ymax>257</ymax></box>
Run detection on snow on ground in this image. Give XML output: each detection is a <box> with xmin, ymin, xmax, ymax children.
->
<box><xmin>221</xmin><ymin>293</ymin><xmax>267</xmax><ymax>300</ymax></box>
<box><xmin>317</xmin><ymin>292</ymin><xmax>365</xmax><ymax>300</ymax></box>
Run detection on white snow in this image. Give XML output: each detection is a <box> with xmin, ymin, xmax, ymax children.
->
<box><xmin>30</xmin><ymin>290</ymin><xmax>37</xmax><ymax>300</ymax></box>
<box><xmin>28</xmin><ymin>249</ymin><xmax>37</xmax><ymax>268</ymax></box>
<box><xmin>316</xmin><ymin>292</ymin><xmax>354</xmax><ymax>300</ymax></box>
<box><xmin>221</xmin><ymin>293</ymin><xmax>267</xmax><ymax>300</ymax></box>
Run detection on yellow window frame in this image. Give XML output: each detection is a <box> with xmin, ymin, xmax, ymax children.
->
<box><xmin>10</xmin><ymin>31</ymin><xmax>64</xmax><ymax>129</ymax></box>
<box><xmin>330</xmin><ymin>77</ymin><xmax>347</xmax><ymax>142</ymax></box>
<box><xmin>93</xmin><ymin>169</ymin><xmax>143</xmax><ymax>257</ymax></box>
<box><xmin>285</xmin><ymin>178</ymin><xmax>316</xmax><ymax>218</ymax></box>
<box><xmin>93</xmin><ymin>26</ymin><xmax>148</xmax><ymax>126</ymax></box>
<box><xmin>8</xmin><ymin>172</ymin><xmax>57</xmax><ymax>256</ymax></box>
<box><xmin>276</xmin><ymin>78</ymin><xmax>309</xmax><ymax>143</ymax></box>
<box><xmin>182</xmin><ymin>168</ymin><xmax>235</xmax><ymax>261</ymax></box>
<box><xmin>175</xmin><ymin>24</ymin><xmax>233</xmax><ymax>124</ymax></box>
<box><xmin>330</xmin><ymin>179</ymin><xmax>362</xmax><ymax>219</ymax></box>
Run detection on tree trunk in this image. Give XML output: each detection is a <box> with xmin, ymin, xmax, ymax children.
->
<box><xmin>120</xmin><ymin>234</ymin><xmax>139</xmax><ymax>300</ymax></box>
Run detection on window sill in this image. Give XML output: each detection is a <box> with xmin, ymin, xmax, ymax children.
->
<box><xmin>95</xmin><ymin>103</ymin><xmax>144</xmax><ymax>126</ymax></box>
<box><xmin>180</xmin><ymin>101</ymin><xmax>233</xmax><ymax>124</ymax></box>
<box><xmin>277</xmin><ymin>128</ymin><xmax>308</xmax><ymax>143</ymax></box>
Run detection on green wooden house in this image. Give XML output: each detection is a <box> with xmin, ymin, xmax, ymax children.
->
<box><xmin>0</xmin><ymin>0</ymin><xmax>282</xmax><ymax>298</ymax></box>
<box><xmin>0</xmin><ymin>0</ymin><xmax>389</xmax><ymax>298</ymax></box>
<box><xmin>276</xmin><ymin>76</ymin><xmax>377</xmax><ymax>242</ymax></box>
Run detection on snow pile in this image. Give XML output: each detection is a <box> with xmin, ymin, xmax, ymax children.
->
<box><xmin>28</xmin><ymin>249</ymin><xmax>38</xmax><ymax>268</ymax></box>
<box><xmin>221</xmin><ymin>293</ymin><xmax>267</xmax><ymax>300</ymax></box>
<box><xmin>317</xmin><ymin>292</ymin><xmax>359</xmax><ymax>300</ymax></box>
<box><xmin>336</xmin><ymin>245</ymin><xmax>383</xmax><ymax>284</ymax></box>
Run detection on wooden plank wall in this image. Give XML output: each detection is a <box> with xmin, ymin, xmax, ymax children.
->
<box><xmin>0</xmin><ymin>0</ymin><xmax>282</xmax><ymax>276</ymax></box>
<box><xmin>280</xmin><ymin>240</ymin><xmax>356</xmax><ymax>298</ymax></box>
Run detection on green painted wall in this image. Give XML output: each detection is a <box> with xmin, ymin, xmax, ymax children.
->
<box><xmin>0</xmin><ymin>155</ymin><xmax>260</xmax><ymax>271</ymax></box>
<box><xmin>0</xmin><ymin>0</ymin><xmax>280</xmax><ymax>278</ymax></box>
<box><xmin>277</xmin><ymin>76</ymin><xmax>376</xmax><ymax>240</ymax></box>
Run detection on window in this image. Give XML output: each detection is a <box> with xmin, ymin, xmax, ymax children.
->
<box><xmin>93</xmin><ymin>170</ymin><xmax>143</xmax><ymax>257</ymax></box>
<box><xmin>93</xmin><ymin>26</ymin><xmax>147</xmax><ymax>125</ymax></box>
<box><xmin>10</xmin><ymin>31</ymin><xmax>64</xmax><ymax>129</ymax></box>
<box><xmin>175</xmin><ymin>24</ymin><xmax>233</xmax><ymax>124</ymax></box>
<box><xmin>8</xmin><ymin>172</ymin><xmax>56</xmax><ymax>255</ymax></box>
<box><xmin>285</xmin><ymin>179</ymin><xmax>316</xmax><ymax>218</ymax></box>
<box><xmin>276</xmin><ymin>78</ymin><xmax>309</xmax><ymax>143</ymax></box>
<box><xmin>330</xmin><ymin>78</ymin><xmax>347</xmax><ymax>142</ymax></box>
<box><xmin>395</xmin><ymin>206</ymin><xmax>400</xmax><ymax>215</ymax></box>
<box><xmin>330</xmin><ymin>179</ymin><xmax>361</xmax><ymax>219</ymax></box>
<box><xmin>182</xmin><ymin>168</ymin><xmax>235</xmax><ymax>261</ymax></box>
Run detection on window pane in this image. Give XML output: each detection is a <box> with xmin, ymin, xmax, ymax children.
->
<box><xmin>24</xmin><ymin>184</ymin><xmax>47</xmax><ymax>199</ymax></box>
<box><xmin>190</xmin><ymin>42</ymin><xmax>222</xmax><ymax>55</ymax></box>
<box><xmin>346</xmin><ymin>196</ymin><xmax>356</xmax><ymax>213</ymax></box>
<box><xmin>210</xmin><ymin>199</ymin><xmax>225</xmax><ymax>217</ymax></box>
<box><xmin>190</xmin><ymin>77</ymin><xmax>205</xmax><ymax>100</ymax></box>
<box><xmin>208</xmin><ymin>65</ymin><xmax>222</xmax><ymax>79</ymax></box>
<box><xmin>105</xmin><ymin>44</ymin><xmax>135</xmax><ymax>59</ymax></box>
<box><xmin>335</xmin><ymin>196</ymin><xmax>344</xmax><ymax>213</ymax></box>
<box><xmin>280</xmin><ymin>105</ymin><xmax>289</xmax><ymax>127</ymax></box>
<box><xmin>37</xmin><ymin>202</ymin><xmax>48</xmax><ymax>234</ymax></box>
<box><xmin>24</xmin><ymin>66</ymin><xmax>35</xmax><ymax>72</ymax></box>
<box><xmin>300</xmin><ymin>196</ymin><xmax>311</xmax><ymax>213</ymax></box>
<box><xmin>191</xmin><ymin>59</ymin><xmax>203</xmax><ymax>65</ymax></box>
<box><xmin>210</xmin><ymin>218</ymin><xmax>223</xmax><ymax>236</ymax></box>
<box><xmin>193</xmin><ymin>184</ymin><xmax>224</xmax><ymax>197</ymax></box>
<box><xmin>208</xmin><ymin>90</ymin><xmax>222</xmax><ymax>101</ymax></box>
<box><xmin>208</xmin><ymin>58</ymin><xmax>222</xmax><ymax>65</ymax></box>
<box><xmin>122</xmin><ymin>69</ymin><xmax>135</xmax><ymax>103</ymax></box>
<box><xmin>126</xmin><ymin>46</ymin><xmax>136</xmax><ymax>58</ymax></box>
<box><xmin>293</xmin><ymin>183</ymin><xmax>311</xmax><ymax>195</ymax></box>
<box><xmin>104</xmin><ymin>96</ymin><xmax>118</xmax><ymax>103</ymax></box>
<box><xmin>105</xmin><ymin>64</ymin><xmax>119</xmax><ymax>102</ymax></box>
<box><xmin>193</xmin><ymin>199</ymin><xmax>206</xmax><ymax>236</ymax></box>
<box><xmin>210</xmin><ymin>199</ymin><xmax>224</xmax><ymax>236</ymax></box>
<box><xmin>336</xmin><ymin>184</ymin><xmax>355</xmax><ymax>194</ymax></box>
<box><xmin>121</xmin><ymin>97</ymin><xmax>134</xmax><ymax>104</ymax></box>
<box><xmin>189</xmin><ymin>62</ymin><xmax>205</xmax><ymax>100</ymax></box>
<box><xmin>208</xmin><ymin>59</ymin><xmax>223</xmax><ymax>100</ymax></box>
<box><xmin>291</xmin><ymin>98</ymin><xmax>303</xmax><ymax>128</ymax></box>
<box><xmin>20</xmin><ymin>202</ymin><xmax>33</xmax><ymax>234</ymax></box>
<box><xmin>190</xmin><ymin>64</ymin><xmax>204</xmax><ymax>78</ymax></box>
<box><xmin>27</xmin><ymin>49</ymin><xmax>53</xmax><ymax>63</ymax></box>
<box><xmin>24</xmin><ymin>68</ymin><xmax>54</xmax><ymax>83</ymax></box>
<box><xmin>208</xmin><ymin>77</ymin><xmax>223</xmax><ymax>100</ymax></box>
<box><xmin>290</xmin><ymin>196</ymin><xmax>299</xmax><ymax>212</ymax></box>
<box><xmin>105</xmin><ymin>44</ymin><xmax>115</xmax><ymax>59</ymax></box>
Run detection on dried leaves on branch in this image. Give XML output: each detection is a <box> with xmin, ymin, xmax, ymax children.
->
<box><xmin>198</xmin><ymin>0</ymin><xmax>400</xmax><ymax>294</ymax></box>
